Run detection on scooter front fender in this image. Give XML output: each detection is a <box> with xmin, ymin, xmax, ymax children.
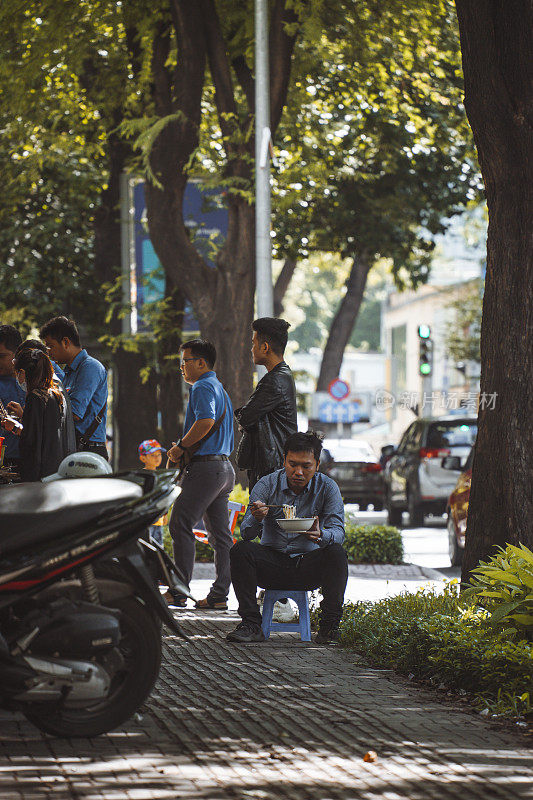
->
<box><xmin>110</xmin><ymin>543</ymin><xmax>190</xmax><ymax>640</ymax></box>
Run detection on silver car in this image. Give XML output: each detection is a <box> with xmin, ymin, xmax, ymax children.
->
<box><xmin>383</xmin><ymin>416</ymin><xmax>477</xmax><ymax>527</ymax></box>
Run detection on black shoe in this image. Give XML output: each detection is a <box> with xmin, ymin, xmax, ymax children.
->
<box><xmin>226</xmin><ymin>621</ymin><xmax>266</xmax><ymax>643</ymax></box>
<box><xmin>314</xmin><ymin>626</ymin><xmax>340</xmax><ymax>645</ymax></box>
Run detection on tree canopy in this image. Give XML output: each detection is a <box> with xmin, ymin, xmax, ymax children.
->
<box><xmin>0</xmin><ymin>0</ymin><xmax>481</xmax><ymax>404</ymax></box>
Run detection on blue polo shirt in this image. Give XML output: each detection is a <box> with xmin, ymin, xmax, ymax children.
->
<box><xmin>183</xmin><ymin>371</ymin><xmax>234</xmax><ymax>456</ymax></box>
<box><xmin>51</xmin><ymin>361</ymin><xmax>64</xmax><ymax>382</ymax></box>
<box><xmin>63</xmin><ymin>349</ymin><xmax>108</xmax><ymax>443</ymax></box>
<box><xmin>0</xmin><ymin>376</ymin><xmax>26</xmax><ymax>459</ymax></box>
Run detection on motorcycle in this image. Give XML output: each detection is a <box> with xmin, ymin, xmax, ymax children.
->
<box><xmin>0</xmin><ymin>468</ymin><xmax>192</xmax><ymax>737</ymax></box>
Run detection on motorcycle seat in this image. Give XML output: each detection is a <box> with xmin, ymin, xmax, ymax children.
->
<box><xmin>0</xmin><ymin>478</ymin><xmax>144</xmax><ymax>556</ymax></box>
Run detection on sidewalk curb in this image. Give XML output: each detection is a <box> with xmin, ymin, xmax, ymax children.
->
<box><xmin>418</xmin><ymin>565</ymin><xmax>448</xmax><ymax>581</ymax></box>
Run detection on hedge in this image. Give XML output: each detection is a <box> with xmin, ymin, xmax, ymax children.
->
<box><xmin>339</xmin><ymin>583</ymin><xmax>533</xmax><ymax>717</ymax></box>
<box><xmin>164</xmin><ymin>506</ymin><xmax>403</xmax><ymax>565</ymax></box>
<box><xmin>344</xmin><ymin>518</ymin><xmax>403</xmax><ymax>564</ymax></box>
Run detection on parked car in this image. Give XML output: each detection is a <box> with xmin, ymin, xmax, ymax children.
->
<box><xmin>383</xmin><ymin>416</ymin><xmax>477</xmax><ymax>527</ymax></box>
<box><xmin>444</xmin><ymin>446</ymin><xmax>474</xmax><ymax>566</ymax></box>
<box><xmin>320</xmin><ymin>439</ymin><xmax>384</xmax><ymax>509</ymax></box>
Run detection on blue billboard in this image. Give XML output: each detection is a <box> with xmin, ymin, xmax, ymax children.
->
<box><xmin>131</xmin><ymin>180</ymin><xmax>228</xmax><ymax>332</ymax></box>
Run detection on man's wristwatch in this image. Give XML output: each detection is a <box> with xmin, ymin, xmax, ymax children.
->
<box><xmin>176</xmin><ymin>439</ymin><xmax>191</xmax><ymax>457</ymax></box>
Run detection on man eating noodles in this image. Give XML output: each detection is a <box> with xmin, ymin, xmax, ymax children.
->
<box><xmin>227</xmin><ymin>431</ymin><xmax>348</xmax><ymax>645</ymax></box>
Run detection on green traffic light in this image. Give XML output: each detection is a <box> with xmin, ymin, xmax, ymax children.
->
<box><xmin>418</xmin><ymin>324</ymin><xmax>431</xmax><ymax>339</ymax></box>
<box><xmin>420</xmin><ymin>363</ymin><xmax>431</xmax><ymax>375</ymax></box>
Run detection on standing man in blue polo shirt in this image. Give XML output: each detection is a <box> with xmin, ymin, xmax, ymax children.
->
<box><xmin>40</xmin><ymin>316</ymin><xmax>108</xmax><ymax>461</ymax></box>
<box><xmin>166</xmin><ymin>339</ymin><xmax>235</xmax><ymax>610</ymax></box>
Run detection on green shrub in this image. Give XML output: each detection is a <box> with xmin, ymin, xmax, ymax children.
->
<box><xmin>339</xmin><ymin>583</ymin><xmax>533</xmax><ymax>716</ymax></box>
<box><xmin>163</xmin><ymin>525</ymin><xmax>173</xmax><ymax>558</ymax></box>
<box><xmin>344</xmin><ymin>517</ymin><xmax>403</xmax><ymax>564</ymax></box>
<box><xmin>162</xmin><ymin>484</ymin><xmax>250</xmax><ymax>562</ymax></box>
<box><xmin>190</xmin><ymin>509</ymin><xmax>404</xmax><ymax>564</ymax></box>
<box><xmin>463</xmin><ymin>544</ymin><xmax>533</xmax><ymax>638</ymax></box>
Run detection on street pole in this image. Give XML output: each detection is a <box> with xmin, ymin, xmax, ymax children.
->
<box><xmin>255</xmin><ymin>0</ymin><xmax>273</xmax><ymax>319</ymax></box>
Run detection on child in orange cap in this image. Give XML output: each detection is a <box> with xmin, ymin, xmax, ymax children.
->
<box><xmin>138</xmin><ymin>439</ymin><xmax>167</xmax><ymax>546</ymax></box>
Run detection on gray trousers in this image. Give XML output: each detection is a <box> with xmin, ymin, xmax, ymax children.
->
<box><xmin>169</xmin><ymin>459</ymin><xmax>235</xmax><ymax>600</ymax></box>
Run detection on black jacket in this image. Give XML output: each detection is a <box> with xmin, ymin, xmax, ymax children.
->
<box><xmin>234</xmin><ymin>361</ymin><xmax>297</xmax><ymax>477</ymax></box>
<box><xmin>19</xmin><ymin>390</ymin><xmax>76</xmax><ymax>482</ymax></box>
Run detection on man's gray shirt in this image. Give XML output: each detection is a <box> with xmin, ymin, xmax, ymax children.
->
<box><xmin>240</xmin><ymin>469</ymin><xmax>345</xmax><ymax>555</ymax></box>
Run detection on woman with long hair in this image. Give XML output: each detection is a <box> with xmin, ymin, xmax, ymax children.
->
<box><xmin>5</xmin><ymin>349</ymin><xmax>75</xmax><ymax>481</ymax></box>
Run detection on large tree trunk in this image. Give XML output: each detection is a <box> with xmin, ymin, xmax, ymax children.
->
<box><xmin>455</xmin><ymin>0</ymin><xmax>533</xmax><ymax>583</ymax></box>
<box><xmin>274</xmin><ymin>257</ymin><xmax>297</xmax><ymax>316</ymax></box>
<box><xmin>316</xmin><ymin>255</ymin><xmax>371</xmax><ymax>391</ymax></box>
<box><xmin>93</xmin><ymin>138</ymin><xmax>158</xmax><ymax>469</ymax></box>
<box><xmin>144</xmin><ymin>1</ymin><xmax>298</xmax><ymax>418</ymax></box>
<box><xmin>113</xmin><ymin>351</ymin><xmax>158</xmax><ymax>469</ymax></box>
<box><xmin>200</xmin><ymin>201</ymin><xmax>256</xmax><ymax>409</ymax></box>
<box><xmin>158</xmin><ymin>278</ymin><xmax>185</xmax><ymax>448</ymax></box>
<box><xmin>146</xmin><ymin>178</ymin><xmax>255</xmax><ymax>413</ymax></box>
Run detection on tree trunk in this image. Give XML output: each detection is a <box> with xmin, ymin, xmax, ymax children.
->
<box><xmin>146</xmin><ymin>179</ymin><xmax>255</xmax><ymax>413</ymax></box>
<box><xmin>316</xmin><ymin>255</ymin><xmax>371</xmax><ymax>391</ymax></box>
<box><xmin>93</xmin><ymin>137</ymin><xmax>158</xmax><ymax>469</ymax></box>
<box><xmin>113</xmin><ymin>350</ymin><xmax>158</xmax><ymax>469</ymax></box>
<box><xmin>143</xmin><ymin>1</ymin><xmax>298</xmax><ymax>457</ymax></box>
<box><xmin>158</xmin><ymin>278</ymin><xmax>185</xmax><ymax>448</ymax></box>
<box><xmin>455</xmin><ymin>0</ymin><xmax>533</xmax><ymax>583</ymax></box>
<box><xmin>274</xmin><ymin>257</ymin><xmax>297</xmax><ymax>316</ymax></box>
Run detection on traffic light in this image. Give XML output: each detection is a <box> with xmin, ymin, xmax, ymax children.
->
<box><xmin>418</xmin><ymin>325</ymin><xmax>433</xmax><ymax>376</ymax></box>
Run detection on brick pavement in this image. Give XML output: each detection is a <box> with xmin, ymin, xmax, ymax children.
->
<box><xmin>1</xmin><ymin>609</ymin><xmax>531</xmax><ymax>800</ymax></box>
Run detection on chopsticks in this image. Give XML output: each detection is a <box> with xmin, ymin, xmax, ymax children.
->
<box><xmin>248</xmin><ymin>504</ymin><xmax>283</xmax><ymax>509</ymax></box>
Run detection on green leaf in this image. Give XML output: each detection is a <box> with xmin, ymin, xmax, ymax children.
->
<box><xmin>517</xmin><ymin>569</ymin><xmax>533</xmax><ymax>589</ymax></box>
<box><xmin>472</xmin><ymin>568</ymin><xmax>522</xmax><ymax>587</ymax></box>
<box><xmin>518</xmin><ymin>544</ymin><xmax>533</xmax><ymax>565</ymax></box>
<box><xmin>489</xmin><ymin>602</ymin><xmax>522</xmax><ymax>624</ymax></box>
<box><xmin>508</xmin><ymin>614</ymin><xmax>533</xmax><ymax>627</ymax></box>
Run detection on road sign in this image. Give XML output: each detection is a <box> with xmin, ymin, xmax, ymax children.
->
<box><xmin>318</xmin><ymin>398</ymin><xmax>363</xmax><ymax>424</ymax></box>
<box><xmin>328</xmin><ymin>378</ymin><xmax>350</xmax><ymax>402</ymax></box>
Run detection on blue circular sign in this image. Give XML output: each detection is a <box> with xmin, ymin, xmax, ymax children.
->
<box><xmin>328</xmin><ymin>378</ymin><xmax>350</xmax><ymax>402</ymax></box>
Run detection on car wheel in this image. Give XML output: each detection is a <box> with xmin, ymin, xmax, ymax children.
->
<box><xmin>372</xmin><ymin>501</ymin><xmax>384</xmax><ymax>512</ymax></box>
<box><xmin>358</xmin><ymin>503</ymin><xmax>368</xmax><ymax>512</ymax></box>
<box><xmin>447</xmin><ymin>513</ymin><xmax>463</xmax><ymax>567</ymax></box>
<box><xmin>407</xmin><ymin>489</ymin><xmax>424</xmax><ymax>528</ymax></box>
<box><xmin>386</xmin><ymin>491</ymin><xmax>403</xmax><ymax>527</ymax></box>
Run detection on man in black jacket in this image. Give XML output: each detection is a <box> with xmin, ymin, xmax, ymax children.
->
<box><xmin>235</xmin><ymin>318</ymin><xmax>297</xmax><ymax>488</ymax></box>
<box><xmin>235</xmin><ymin>318</ymin><xmax>298</xmax><ymax>621</ymax></box>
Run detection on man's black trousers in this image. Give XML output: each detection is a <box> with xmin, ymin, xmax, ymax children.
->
<box><xmin>230</xmin><ymin>540</ymin><xmax>348</xmax><ymax>629</ymax></box>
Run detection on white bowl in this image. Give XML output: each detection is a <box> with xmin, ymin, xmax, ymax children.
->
<box><xmin>276</xmin><ymin>517</ymin><xmax>315</xmax><ymax>533</ymax></box>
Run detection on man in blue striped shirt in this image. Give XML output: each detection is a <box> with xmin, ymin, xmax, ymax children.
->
<box><xmin>227</xmin><ymin>431</ymin><xmax>348</xmax><ymax>645</ymax></box>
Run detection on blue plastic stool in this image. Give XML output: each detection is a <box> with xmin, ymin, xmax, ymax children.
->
<box><xmin>261</xmin><ymin>589</ymin><xmax>311</xmax><ymax>642</ymax></box>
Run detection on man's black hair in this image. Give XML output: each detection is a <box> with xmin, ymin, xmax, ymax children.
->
<box><xmin>283</xmin><ymin>430</ymin><xmax>323</xmax><ymax>463</ymax></box>
<box><xmin>0</xmin><ymin>324</ymin><xmax>22</xmax><ymax>352</ymax></box>
<box><xmin>180</xmin><ymin>338</ymin><xmax>217</xmax><ymax>369</ymax></box>
<box><xmin>40</xmin><ymin>316</ymin><xmax>81</xmax><ymax>347</ymax></box>
<box><xmin>252</xmin><ymin>317</ymin><xmax>290</xmax><ymax>356</ymax></box>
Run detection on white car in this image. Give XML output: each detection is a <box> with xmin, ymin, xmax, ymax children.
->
<box><xmin>383</xmin><ymin>416</ymin><xmax>477</xmax><ymax>527</ymax></box>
